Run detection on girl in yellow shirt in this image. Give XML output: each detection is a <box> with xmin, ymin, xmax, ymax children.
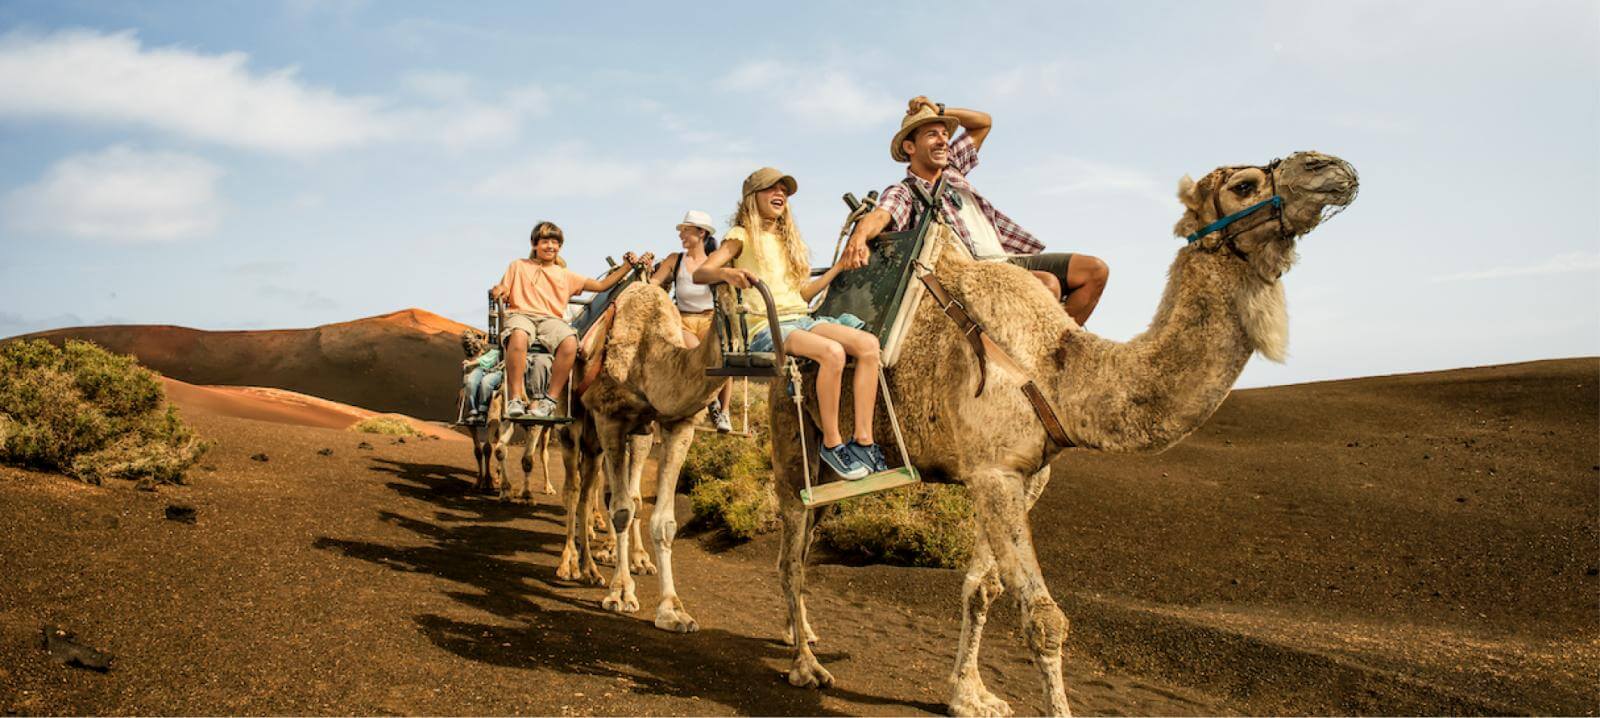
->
<box><xmin>694</xmin><ymin>168</ymin><xmax>885</xmax><ymax>480</ymax></box>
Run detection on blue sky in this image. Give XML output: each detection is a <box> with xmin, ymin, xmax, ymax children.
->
<box><xmin>0</xmin><ymin>0</ymin><xmax>1595</xmax><ymax>388</ymax></box>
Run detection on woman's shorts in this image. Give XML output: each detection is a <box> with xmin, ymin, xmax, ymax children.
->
<box><xmin>680</xmin><ymin>310</ymin><xmax>714</xmax><ymax>339</ymax></box>
<box><xmin>749</xmin><ymin>313</ymin><xmax>866</xmax><ymax>353</ymax></box>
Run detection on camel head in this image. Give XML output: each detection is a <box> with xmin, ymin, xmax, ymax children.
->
<box><xmin>1174</xmin><ymin>151</ymin><xmax>1359</xmax><ymax>283</ymax></box>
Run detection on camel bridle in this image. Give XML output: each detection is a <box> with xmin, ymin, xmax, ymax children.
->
<box><xmin>1184</xmin><ymin>159</ymin><xmax>1293</xmax><ymax>261</ymax></box>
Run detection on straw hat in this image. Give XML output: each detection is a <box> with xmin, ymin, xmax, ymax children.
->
<box><xmin>741</xmin><ymin>167</ymin><xmax>798</xmax><ymax>197</ymax></box>
<box><xmin>890</xmin><ymin>106</ymin><xmax>959</xmax><ymax>162</ymax></box>
<box><xmin>675</xmin><ymin>209</ymin><xmax>716</xmax><ymax>236</ymax></box>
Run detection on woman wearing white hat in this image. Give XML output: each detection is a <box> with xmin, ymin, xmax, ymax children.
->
<box><xmin>650</xmin><ymin>209</ymin><xmax>734</xmax><ymax>432</ymax></box>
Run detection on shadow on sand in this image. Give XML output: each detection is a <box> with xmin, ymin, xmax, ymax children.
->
<box><xmin>312</xmin><ymin>458</ymin><xmax>932</xmax><ymax>715</ymax></box>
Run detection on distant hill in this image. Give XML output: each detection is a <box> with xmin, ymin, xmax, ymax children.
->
<box><xmin>15</xmin><ymin>309</ymin><xmax>476</xmax><ymax>421</ymax></box>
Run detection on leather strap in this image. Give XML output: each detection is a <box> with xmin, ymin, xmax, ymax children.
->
<box><xmin>916</xmin><ymin>271</ymin><xmax>1074</xmax><ymax>448</ymax></box>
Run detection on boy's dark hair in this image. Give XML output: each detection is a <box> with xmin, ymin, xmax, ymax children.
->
<box><xmin>530</xmin><ymin>220</ymin><xmax>564</xmax><ymax>245</ymax></box>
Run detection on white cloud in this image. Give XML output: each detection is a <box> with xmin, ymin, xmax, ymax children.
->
<box><xmin>0</xmin><ymin>30</ymin><xmax>553</xmax><ymax>153</ymax></box>
<box><xmin>1035</xmin><ymin>156</ymin><xmax>1170</xmax><ymax>204</ymax></box>
<box><xmin>989</xmin><ymin>61</ymin><xmax>1073</xmax><ymax>98</ymax></box>
<box><xmin>4</xmin><ymin>145</ymin><xmax>223</xmax><ymax>242</ymax></box>
<box><xmin>0</xmin><ymin>29</ymin><xmax>390</xmax><ymax>153</ymax></box>
<box><xmin>1430</xmin><ymin>252</ymin><xmax>1600</xmax><ymax>283</ymax></box>
<box><xmin>717</xmin><ymin>62</ymin><xmax>897</xmax><ymax>131</ymax></box>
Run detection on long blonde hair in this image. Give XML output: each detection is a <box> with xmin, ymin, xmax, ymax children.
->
<box><xmin>729</xmin><ymin>192</ymin><xmax>808</xmax><ymax>286</ymax></box>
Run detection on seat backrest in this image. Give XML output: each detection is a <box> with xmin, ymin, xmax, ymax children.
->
<box><xmin>812</xmin><ymin>186</ymin><xmax>944</xmax><ymax>367</ymax></box>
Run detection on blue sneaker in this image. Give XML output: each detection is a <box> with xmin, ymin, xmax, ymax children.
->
<box><xmin>847</xmin><ymin>440</ymin><xmax>890</xmax><ymax>474</ymax></box>
<box><xmin>819</xmin><ymin>443</ymin><xmax>869</xmax><ymax>480</ymax></box>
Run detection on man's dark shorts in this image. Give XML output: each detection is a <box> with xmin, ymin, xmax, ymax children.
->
<box><xmin>1008</xmin><ymin>252</ymin><xmax>1075</xmax><ymax>298</ymax></box>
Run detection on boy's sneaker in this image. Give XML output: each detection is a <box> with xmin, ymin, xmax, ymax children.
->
<box><xmin>465</xmin><ymin>410</ymin><xmax>484</xmax><ymax>424</ymax></box>
<box><xmin>531</xmin><ymin>396</ymin><xmax>558</xmax><ymax>418</ymax></box>
<box><xmin>710</xmin><ymin>406</ymin><xmax>733</xmax><ymax>433</ymax></box>
<box><xmin>506</xmin><ymin>398</ymin><xmax>528</xmax><ymax>418</ymax></box>
<box><xmin>847</xmin><ymin>440</ymin><xmax>890</xmax><ymax>474</ymax></box>
<box><xmin>819</xmin><ymin>443</ymin><xmax>869</xmax><ymax>481</ymax></box>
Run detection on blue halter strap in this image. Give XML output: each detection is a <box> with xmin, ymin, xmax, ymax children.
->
<box><xmin>1184</xmin><ymin>195</ymin><xmax>1283</xmax><ymax>244</ymax></box>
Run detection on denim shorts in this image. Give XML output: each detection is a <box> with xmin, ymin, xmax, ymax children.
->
<box><xmin>748</xmin><ymin>313</ymin><xmax>866</xmax><ymax>353</ymax></box>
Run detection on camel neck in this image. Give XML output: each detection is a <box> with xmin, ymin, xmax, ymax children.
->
<box><xmin>1050</xmin><ymin>248</ymin><xmax>1261</xmax><ymax>452</ymax></box>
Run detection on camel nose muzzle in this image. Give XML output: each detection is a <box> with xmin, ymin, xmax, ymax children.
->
<box><xmin>1278</xmin><ymin>151</ymin><xmax>1359</xmax><ymax>235</ymax></box>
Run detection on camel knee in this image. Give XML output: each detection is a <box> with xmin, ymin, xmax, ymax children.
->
<box><xmin>963</xmin><ymin>568</ymin><xmax>1003</xmax><ymax>606</ymax></box>
<box><xmin>1022</xmin><ymin>596</ymin><xmax>1068</xmax><ymax>655</ymax></box>
<box><xmin>650</xmin><ymin>514</ymin><xmax>677</xmax><ymax>547</ymax></box>
<box><xmin>610</xmin><ymin>506</ymin><xmax>633</xmax><ymax>533</ymax></box>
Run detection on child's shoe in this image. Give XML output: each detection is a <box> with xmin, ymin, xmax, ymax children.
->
<box><xmin>709</xmin><ymin>405</ymin><xmax>733</xmax><ymax>433</ymax></box>
<box><xmin>847</xmin><ymin>440</ymin><xmax>890</xmax><ymax>474</ymax></box>
<box><xmin>819</xmin><ymin>443</ymin><xmax>869</xmax><ymax>481</ymax></box>
<box><xmin>506</xmin><ymin>398</ymin><xmax>528</xmax><ymax>418</ymax></box>
<box><xmin>531</xmin><ymin>396</ymin><xmax>558</xmax><ymax>418</ymax></box>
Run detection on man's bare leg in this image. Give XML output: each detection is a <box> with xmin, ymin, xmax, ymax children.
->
<box><xmin>1063</xmin><ymin>255</ymin><xmax>1109</xmax><ymax>326</ymax></box>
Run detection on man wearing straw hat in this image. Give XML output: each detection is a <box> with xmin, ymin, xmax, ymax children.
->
<box><xmin>842</xmin><ymin>96</ymin><xmax>1110</xmax><ymax>326</ymax></box>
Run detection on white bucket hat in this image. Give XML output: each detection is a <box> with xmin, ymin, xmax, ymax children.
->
<box><xmin>676</xmin><ymin>209</ymin><xmax>717</xmax><ymax>237</ymax></box>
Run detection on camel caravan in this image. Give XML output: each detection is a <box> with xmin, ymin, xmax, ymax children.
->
<box><xmin>449</xmin><ymin>95</ymin><xmax>1359</xmax><ymax>716</ymax></box>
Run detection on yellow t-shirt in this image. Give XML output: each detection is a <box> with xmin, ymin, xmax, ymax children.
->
<box><xmin>726</xmin><ymin>226</ymin><xmax>810</xmax><ymax>338</ymax></box>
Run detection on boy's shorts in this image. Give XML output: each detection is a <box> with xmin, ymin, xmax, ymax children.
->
<box><xmin>502</xmin><ymin>312</ymin><xmax>576</xmax><ymax>353</ymax></box>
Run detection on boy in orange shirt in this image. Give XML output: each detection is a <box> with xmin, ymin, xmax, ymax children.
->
<box><xmin>490</xmin><ymin>221</ymin><xmax>650</xmax><ymax>418</ymax></box>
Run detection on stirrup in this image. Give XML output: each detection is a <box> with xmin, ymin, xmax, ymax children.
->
<box><xmin>798</xmin><ymin>367</ymin><xmax>920</xmax><ymax>509</ymax></box>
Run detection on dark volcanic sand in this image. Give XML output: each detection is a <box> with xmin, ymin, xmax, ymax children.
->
<box><xmin>1</xmin><ymin>358</ymin><xmax>1595</xmax><ymax>715</ymax></box>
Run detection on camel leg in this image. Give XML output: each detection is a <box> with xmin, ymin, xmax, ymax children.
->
<box><xmin>498</xmin><ymin>423</ymin><xmax>524</xmax><ymax>503</ymax></box>
<box><xmin>590</xmin><ymin>462</ymin><xmax>617</xmax><ymax>566</ymax></box>
<box><xmin>772</xmin><ymin>398</ymin><xmax>831</xmax><ymax>688</ymax></box>
<box><xmin>650</xmin><ymin>418</ymin><xmax>697</xmax><ymax>632</ymax></box>
<box><xmin>555</xmin><ymin>426</ymin><xmax>584</xmax><ymax>581</ymax></box>
<box><xmin>573</xmin><ymin>445</ymin><xmax>607</xmax><ymax>585</ymax></box>
<box><xmin>538</xmin><ymin>429</ymin><xmax>555</xmax><ymax>494</ymax></box>
<box><xmin>969</xmin><ymin>470</ymin><xmax>1071</xmax><ymax>717</ymax></box>
<box><xmin>517</xmin><ymin>426</ymin><xmax>542</xmax><ymax>502</ymax></box>
<box><xmin>598</xmin><ymin>417</ymin><xmax>640</xmax><ymax>613</ymax></box>
<box><xmin>626</xmin><ymin>432</ymin><xmax>657</xmax><ymax>576</ymax></box>
<box><xmin>948</xmin><ymin>537</ymin><xmax>1013</xmax><ymax>717</ymax></box>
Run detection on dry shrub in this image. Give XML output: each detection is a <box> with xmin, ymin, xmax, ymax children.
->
<box><xmin>817</xmin><ymin>484</ymin><xmax>975</xmax><ymax>569</ymax></box>
<box><xmin>0</xmin><ymin>339</ymin><xmax>206</xmax><ymax>484</ymax></box>
<box><xmin>685</xmin><ymin>386</ymin><xmax>778</xmax><ymax>538</ymax></box>
<box><xmin>348</xmin><ymin>415</ymin><xmax>418</xmax><ymax>436</ymax></box>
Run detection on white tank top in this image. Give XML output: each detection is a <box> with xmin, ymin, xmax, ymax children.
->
<box><xmin>674</xmin><ymin>253</ymin><xmax>714</xmax><ymax>313</ymax></box>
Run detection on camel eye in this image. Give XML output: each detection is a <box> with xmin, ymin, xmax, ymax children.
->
<box><xmin>1231</xmin><ymin>181</ymin><xmax>1255</xmax><ymax>196</ymax></box>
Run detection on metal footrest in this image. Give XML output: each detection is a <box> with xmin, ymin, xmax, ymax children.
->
<box><xmin>800</xmin><ymin>466</ymin><xmax>919</xmax><ymax>509</ymax></box>
<box><xmin>508</xmin><ymin>415</ymin><xmax>575</xmax><ymax>426</ymax></box>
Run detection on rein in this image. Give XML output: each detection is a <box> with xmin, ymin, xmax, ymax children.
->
<box><xmin>1183</xmin><ymin>160</ymin><xmax>1291</xmax><ymax>261</ymax></box>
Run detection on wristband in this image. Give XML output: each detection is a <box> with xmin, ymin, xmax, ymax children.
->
<box><xmin>936</xmin><ymin>102</ymin><xmax>945</xmax><ymax>115</ymax></box>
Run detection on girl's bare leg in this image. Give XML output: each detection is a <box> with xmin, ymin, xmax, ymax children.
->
<box><xmin>780</xmin><ymin>329</ymin><xmax>847</xmax><ymax>447</ymax></box>
<box><xmin>808</xmin><ymin>323</ymin><xmax>880</xmax><ymax>445</ymax></box>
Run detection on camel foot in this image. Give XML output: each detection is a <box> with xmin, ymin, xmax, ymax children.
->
<box><xmin>786</xmin><ymin>653</ymin><xmax>834</xmax><ymax>689</ymax></box>
<box><xmin>601</xmin><ymin>585</ymin><xmax>639</xmax><ymax>614</ymax></box>
<box><xmin>542</xmin><ymin>481</ymin><xmax>555</xmax><ymax>495</ymax></box>
<box><xmin>948</xmin><ymin>682</ymin><xmax>1014</xmax><ymax>718</ymax></box>
<box><xmin>517</xmin><ymin>489</ymin><xmax>532</xmax><ymax>503</ymax></box>
<box><xmin>580</xmin><ymin>561</ymin><xmax>607</xmax><ymax>587</ymax></box>
<box><xmin>630</xmin><ymin>553</ymin><xmax>657</xmax><ymax>576</ymax></box>
<box><xmin>654</xmin><ymin>599</ymin><xmax>698</xmax><ymax>633</ymax></box>
<box><xmin>555</xmin><ymin>546</ymin><xmax>581</xmax><ymax>581</ymax></box>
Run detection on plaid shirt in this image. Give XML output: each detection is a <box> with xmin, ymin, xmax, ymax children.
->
<box><xmin>877</xmin><ymin>131</ymin><xmax>1045</xmax><ymax>255</ymax></box>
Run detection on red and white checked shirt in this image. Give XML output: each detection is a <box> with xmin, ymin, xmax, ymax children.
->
<box><xmin>876</xmin><ymin>131</ymin><xmax>1045</xmax><ymax>255</ymax></box>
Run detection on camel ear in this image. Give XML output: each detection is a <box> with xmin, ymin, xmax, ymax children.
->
<box><xmin>1177</xmin><ymin>175</ymin><xmax>1201</xmax><ymax>211</ymax></box>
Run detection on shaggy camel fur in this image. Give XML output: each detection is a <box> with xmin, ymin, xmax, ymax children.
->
<box><xmin>568</xmin><ymin>283</ymin><xmax>728</xmax><ymax>631</ymax></box>
<box><xmin>771</xmin><ymin>152</ymin><xmax>1358</xmax><ymax>717</ymax></box>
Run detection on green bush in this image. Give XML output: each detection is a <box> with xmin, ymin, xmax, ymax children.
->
<box><xmin>0</xmin><ymin>339</ymin><xmax>206</xmax><ymax>484</ymax></box>
<box><xmin>685</xmin><ymin>389</ymin><xmax>778</xmax><ymax>538</ymax></box>
<box><xmin>816</xmin><ymin>484</ymin><xmax>975</xmax><ymax>569</ymax></box>
<box><xmin>348</xmin><ymin>415</ymin><xmax>419</xmax><ymax>436</ymax></box>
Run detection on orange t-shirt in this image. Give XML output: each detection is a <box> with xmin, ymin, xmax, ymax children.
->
<box><xmin>493</xmin><ymin>259</ymin><xmax>587</xmax><ymax>318</ymax></box>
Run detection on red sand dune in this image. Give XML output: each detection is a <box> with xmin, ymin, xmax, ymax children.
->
<box><xmin>16</xmin><ymin>309</ymin><xmax>477</xmax><ymax>421</ymax></box>
<box><xmin>159</xmin><ymin>376</ymin><xmax>465</xmax><ymax>442</ymax></box>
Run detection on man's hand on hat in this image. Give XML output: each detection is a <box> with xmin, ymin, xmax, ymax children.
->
<box><xmin>907</xmin><ymin>96</ymin><xmax>939</xmax><ymax>116</ymax></box>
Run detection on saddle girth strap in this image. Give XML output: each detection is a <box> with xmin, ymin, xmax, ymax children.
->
<box><xmin>916</xmin><ymin>271</ymin><xmax>1074</xmax><ymax>449</ymax></box>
